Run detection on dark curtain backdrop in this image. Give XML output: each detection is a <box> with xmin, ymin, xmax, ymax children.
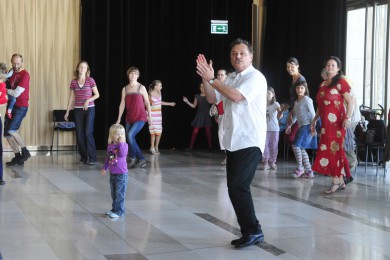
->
<box><xmin>261</xmin><ymin>0</ymin><xmax>347</xmax><ymax>107</ymax></box>
<box><xmin>81</xmin><ymin>0</ymin><xmax>252</xmax><ymax>150</ymax></box>
<box><xmin>81</xmin><ymin>0</ymin><xmax>347</xmax><ymax>150</ymax></box>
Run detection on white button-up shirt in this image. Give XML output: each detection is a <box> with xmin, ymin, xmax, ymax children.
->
<box><xmin>216</xmin><ymin>65</ymin><xmax>267</xmax><ymax>152</ymax></box>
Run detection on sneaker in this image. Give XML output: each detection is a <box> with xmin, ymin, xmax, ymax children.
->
<box><xmin>6</xmin><ymin>156</ymin><xmax>24</xmax><ymax>166</ymax></box>
<box><xmin>138</xmin><ymin>159</ymin><xmax>147</xmax><ymax>168</ymax></box>
<box><xmin>6</xmin><ymin>111</ymin><xmax>12</xmax><ymax>119</ymax></box>
<box><xmin>21</xmin><ymin>149</ymin><xmax>31</xmax><ymax>162</ymax></box>
<box><xmin>128</xmin><ymin>158</ymin><xmax>137</xmax><ymax>169</ymax></box>
<box><xmin>0</xmin><ymin>179</ymin><xmax>5</xmax><ymax>185</ymax></box>
<box><xmin>108</xmin><ymin>212</ymin><xmax>120</xmax><ymax>218</ymax></box>
<box><xmin>150</xmin><ymin>148</ymin><xmax>157</xmax><ymax>154</ymax></box>
<box><xmin>260</xmin><ymin>163</ymin><xmax>270</xmax><ymax>170</ymax></box>
<box><xmin>87</xmin><ymin>161</ymin><xmax>96</xmax><ymax>165</ymax></box>
<box><xmin>105</xmin><ymin>210</ymin><xmax>113</xmax><ymax>215</ymax></box>
<box><xmin>270</xmin><ymin>163</ymin><xmax>277</xmax><ymax>170</ymax></box>
<box><xmin>292</xmin><ymin>168</ymin><xmax>304</xmax><ymax>178</ymax></box>
<box><xmin>303</xmin><ymin>170</ymin><xmax>314</xmax><ymax>178</ymax></box>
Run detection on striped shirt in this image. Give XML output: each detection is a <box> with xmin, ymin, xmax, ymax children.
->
<box><xmin>69</xmin><ymin>77</ymin><xmax>97</xmax><ymax>108</ymax></box>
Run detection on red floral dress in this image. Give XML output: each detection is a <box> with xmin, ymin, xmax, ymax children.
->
<box><xmin>312</xmin><ymin>78</ymin><xmax>351</xmax><ymax>177</ymax></box>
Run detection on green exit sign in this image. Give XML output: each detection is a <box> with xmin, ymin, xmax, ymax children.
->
<box><xmin>211</xmin><ymin>20</ymin><xmax>228</xmax><ymax>34</ymax></box>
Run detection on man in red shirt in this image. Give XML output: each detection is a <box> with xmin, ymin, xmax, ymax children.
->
<box><xmin>5</xmin><ymin>54</ymin><xmax>31</xmax><ymax>166</ymax></box>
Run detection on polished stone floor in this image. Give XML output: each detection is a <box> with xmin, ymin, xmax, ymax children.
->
<box><xmin>0</xmin><ymin>149</ymin><xmax>389</xmax><ymax>260</ymax></box>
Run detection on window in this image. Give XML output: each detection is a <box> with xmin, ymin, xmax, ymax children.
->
<box><xmin>346</xmin><ymin>3</ymin><xmax>388</xmax><ymax>119</ymax></box>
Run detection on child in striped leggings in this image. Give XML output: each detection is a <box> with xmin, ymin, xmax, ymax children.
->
<box><xmin>285</xmin><ymin>81</ymin><xmax>317</xmax><ymax>178</ymax></box>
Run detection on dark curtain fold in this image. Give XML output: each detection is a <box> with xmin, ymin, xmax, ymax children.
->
<box><xmin>81</xmin><ymin>0</ymin><xmax>252</xmax><ymax>150</ymax></box>
<box><xmin>261</xmin><ymin>0</ymin><xmax>347</xmax><ymax>107</ymax></box>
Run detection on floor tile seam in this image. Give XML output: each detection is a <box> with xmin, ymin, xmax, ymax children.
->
<box><xmin>195</xmin><ymin>213</ymin><xmax>286</xmax><ymax>256</ymax></box>
<box><xmin>251</xmin><ymin>183</ymin><xmax>390</xmax><ymax>233</ymax></box>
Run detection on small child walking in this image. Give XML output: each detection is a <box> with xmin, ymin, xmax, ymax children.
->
<box><xmin>101</xmin><ymin>124</ymin><xmax>129</xmax><ymax>218</ymax></box>
<box><xmin>285</xmin><ymin>81</ymin><xmax>317</xmax><ymax>178</ymax></box>
<box><xmin>148</xmin><ymin>80</ymin><xmax>176</xmax><ymax>154</ymax></box>
<box><xmin>260</xmin><ymin>87</ymin><xmax>281</xmax><ymax>170</ymax></box>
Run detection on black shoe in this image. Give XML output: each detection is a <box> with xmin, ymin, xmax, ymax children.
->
<box><xmin>87</xmin><ymin>161</ymin><xmax>96</xmax><ymax>165</ymax></box>
<box><xmin>6</xmin><ymin>157</ymin><xmax>24</xmax><ymax>166</ymax></box>
<box><xmin>344</xmin><ymin>176</ymin><xmax>354</xmax><ymax>185</ymax></box>
<box><xmin>231</xmin><ymin>237</ymin><xmax>241</xmax><ymax>245</ymax></box>
<box><xmin>128</xmin><ymin>158</ymin><xmax>137</xmax><ymax>169</ymax></box>
<box><xmin>234</xmin><ymin>233</ymin><xmax>264</xmax><ymax>248</ymax></box>
<box><xmin>184</xmin><ymin>148</ymin><xmax>192</xmax><ymax>152</ymax></box>
<box><xmin>21</xmin><ymin>149</ymin><xmax>31</xmax><ymax>161</ymax></box>
<box><xmin>0</xmin><ymin>179</ymin><xmax>5</xmax><ymax>185</ymax></box>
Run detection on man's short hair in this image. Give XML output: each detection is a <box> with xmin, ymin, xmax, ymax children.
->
<box><xmin>230</xmin><ymin>38</ymin><xmax>253</xmax><ymax>54</ymax></box>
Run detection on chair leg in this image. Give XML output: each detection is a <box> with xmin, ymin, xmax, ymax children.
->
<box><xmin>56</xmin><ymin>129</ymin><xmax>59</xmax><ymax>152</ymax></box>
<box><xmin>51</xmin><ymin>127</ymin><xmax>55</xmax><ymax>152</ymax></box>
<box><xmin>365</xmin><ymin>145</ymin><xmax>368</xmax><ymax>173</ymax></box>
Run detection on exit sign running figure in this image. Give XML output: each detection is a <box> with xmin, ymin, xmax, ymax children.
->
<box><xmin>211</xmin><ymin>20</ymin><xmax>228</xmax><ymax>34</ymax></box>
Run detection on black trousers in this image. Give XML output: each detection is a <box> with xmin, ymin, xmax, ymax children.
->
<box><xmin>226</xmin><ymin>147</ymin><xmax>262</xmax><ymax>235</ymax></box>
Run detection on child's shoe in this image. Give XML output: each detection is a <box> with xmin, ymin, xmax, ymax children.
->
<box><xmin>303</xmin><ymin>170</ymin><xmax>314</xmax><ymax>178</ymax></box>
<box><xmin>292</xmin><ymin>168</ymin><xmax>304</xmax><ymax>178</ymax></box>
<box><xmin>108</xmin><ymin>212</ymin><xmax>120</xmax><ymax>218</ymax></box>
<box><xmin>270</xmin><ymin>163</ymin><xmax>277</xmax><ymax>170</ymax></box>
<box><xmin>6</xmin><ymin>111</ymin><xmax>12</xmax><ymax>119</ymax></box>
<box><xmin>260</xmin><ymin>163</ymin><xmax>270</xmax><ymax>170</ymax></box>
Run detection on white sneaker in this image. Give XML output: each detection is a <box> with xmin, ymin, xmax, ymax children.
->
<box><xmin>270</xmin><ymin>163</ymin><xmax>277</xmax><ymax>170</ymax></box>
<box><xmin>105</xmin><ymin>210</ymin><xmax>113</xmax><ymax>215</ymax></box>
<box><xmin>108</xmin><ymin>212</ymin><xmax>120</xmax><ymax>218</ymax></box>
<box><xmin>260</xmin><ymin>163</ymin><xmax>270</xmax><ymax>170</ymax></box>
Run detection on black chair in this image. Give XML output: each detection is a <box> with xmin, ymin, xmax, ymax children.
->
<box><xmin>51</xmin><ymin>110</ymin><xmax>76</xmax><ymax>152</ymax></box>
<box><xmin>356</xmin><ymin>119</ymin><xmax>387</xmax><ymax>176</ymax></box>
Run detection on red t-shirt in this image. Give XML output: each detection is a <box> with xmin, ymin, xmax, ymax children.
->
<box><xmin>8</xmin><ymin>70</ymin><xmax>30</xmax><ymax>107</ymax></box>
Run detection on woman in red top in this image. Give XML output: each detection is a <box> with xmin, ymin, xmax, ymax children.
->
<box><xmin>116</xmin><ymin>67</ymin><xmax>151</xmax><ymax>168</ymax></box>
<box><xmin>311</xmin><ymin>56</ymin><xmax>354</xmax><ymax>193</ymax></box>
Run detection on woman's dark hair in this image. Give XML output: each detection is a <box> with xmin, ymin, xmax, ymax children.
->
<box><xmin>325</xmin><ymin>56</ymin><xmax>344</xmax><ymax>88</ymax></box>
<box><xmin>287</xmin><ymin>57</ymin><xmax>299</xmax><ymax>66</ymax></box>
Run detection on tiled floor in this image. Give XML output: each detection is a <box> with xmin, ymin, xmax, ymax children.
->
<box><xmin>0</xmin><ymin>149</ymin><xmax>389</xmax><ymax>260</ymax></box>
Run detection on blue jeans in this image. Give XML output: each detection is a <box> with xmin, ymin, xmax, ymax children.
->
<box><xmin>4</xmin><ymin>106</ymin><xmax>28</xmax><ymax>137</ymax></box>
<box><xmin>110</xmin><ymin>173</ymin><xmax>128</xmax><ymax>216</ymax></box>
<box><xmin>74</xmin><ymin>107</ymin><xmax>97</xmax><ymax>162</ymax></box>
<box><xmin>126</xmin><ymin>121</ymin><xmax>145</xmax><ymax>160</ymax></box>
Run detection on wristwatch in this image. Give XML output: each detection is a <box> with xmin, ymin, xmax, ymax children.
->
<box><xmin>209</xmin><ymin>78</ymin><xmax>217</xmax><ymax>85</ymax></box>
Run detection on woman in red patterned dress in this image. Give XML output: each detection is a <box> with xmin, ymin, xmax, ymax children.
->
<box><xmin>310</xmin><ymin>56</ymin><xmax>354</xmax><ymax>193</ymax></box>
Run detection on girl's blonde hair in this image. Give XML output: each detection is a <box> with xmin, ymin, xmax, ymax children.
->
<box><xmin>267</xmin><ymin>86</ymin><xmax>277</xmax><ymax>104</ymax></box>
<box><xmin>148</xmin><ymin>80</ymin><xmax>162</xmax><ymax>93</ymax></box>
<box><xmin>108</xmin><ymin>124</ymin><xmax>125</xmax><ymax>144</ymax></box>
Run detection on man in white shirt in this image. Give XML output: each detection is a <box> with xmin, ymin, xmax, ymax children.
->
<box><xmin>196</xmin><ymin>38</ymin><xmax>267</xmax><ymax>249</ymax></box>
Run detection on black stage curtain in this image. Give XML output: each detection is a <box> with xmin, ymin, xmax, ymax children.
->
<box><xmin>81</xmin><ymin>0</ymin><xmax>252</xmax><ymax>150</ymax></box>
<box><xmin>262</xmin><ymin>0</ymin><xmax>347</xmax><ymax>108</ymax></box>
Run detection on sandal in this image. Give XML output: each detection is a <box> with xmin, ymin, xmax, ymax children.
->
<box><xmin>150</xmin><ymin>148</ymin><xmax>157</xmax><ymax>154</ymax></box>
<box><xmin>325</xmin><ymin>182</ymin><xmax>346</xmax><ymax>194</ymax></box>
<box><xmin>155</xmin><ymin>148</ymin><xmax>160</xmax><ymax>154</ymax></box>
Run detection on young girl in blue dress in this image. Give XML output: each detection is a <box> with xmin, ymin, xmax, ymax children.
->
<box><xmin>285</xmin><ymin>81</ymin><xmax>317</xmax><ymax>178</ymax></box>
